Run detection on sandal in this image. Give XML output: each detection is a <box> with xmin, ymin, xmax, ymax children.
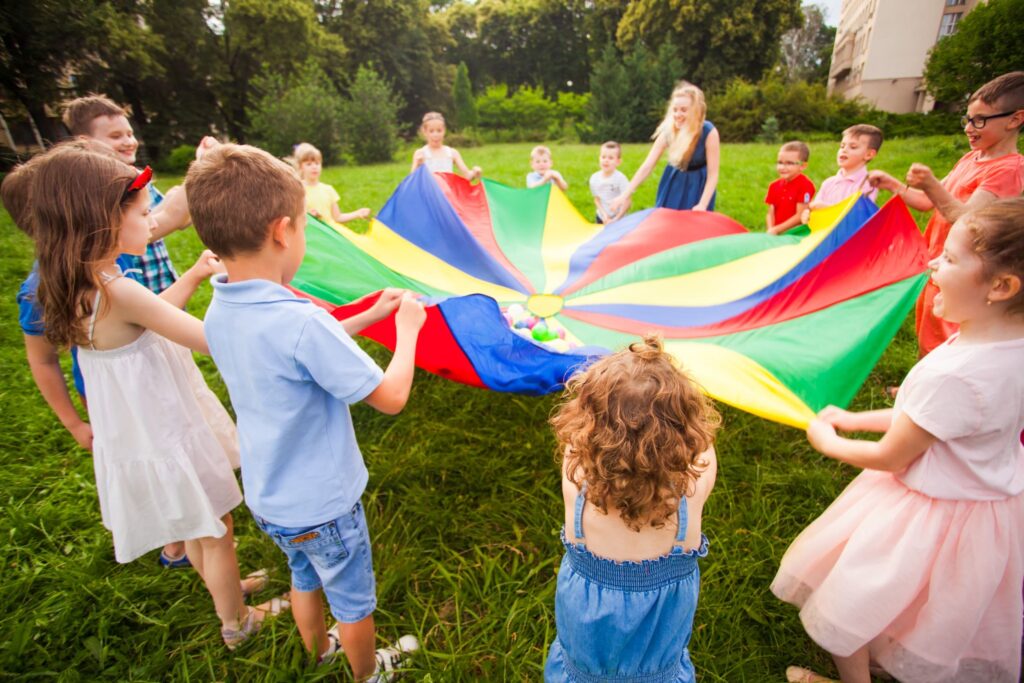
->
<box><xmin>221</xmin><ymin>594</ymin><xmax>291</xmax><ymax>650</ymax></box>
<box><xmin>240</xmin><ymin>569</ymin><xmax>268</xmax><ymax>598</ymax></box>
<box><xmin>785</xmin><ymin>666</ymin><xmax>837</xmax><ymax>683</ymax></box>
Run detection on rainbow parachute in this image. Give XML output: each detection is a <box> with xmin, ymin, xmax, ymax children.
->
<box><xmin>292</xmin><ymin>166</ymin><xmax>929</xmax><ymax>428</ymax></box>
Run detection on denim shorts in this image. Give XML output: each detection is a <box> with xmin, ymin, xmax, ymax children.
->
<box><xmin>253</xmin><ymin>502</ymin><xmax>377</xmax><ymax>623</ymax></box>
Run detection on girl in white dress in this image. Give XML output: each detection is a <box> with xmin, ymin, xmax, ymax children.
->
<box><xmin>410</xmin><ymin>111</ymin><xmax>482</xmax><ymax>180</ymax></box>
<box><xmin>31</xmin><ymin>145</ymin><xmax>287</xmax><ymax>648</ymax></box>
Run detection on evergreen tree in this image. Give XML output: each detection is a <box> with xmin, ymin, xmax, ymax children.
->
<box><xmin>587</xmin><ymin>45</ymin><xmax>630</xmax><ymax>142</ymax></box>
<box><xmin>452</xmin><ymin>61</ymin><xmax>477</xmax><ymax>130</ymax></box>
<box><xmin>343</xmin><ymin>65</ymin><xmax>403</xmax><ymax>164</ymax></box>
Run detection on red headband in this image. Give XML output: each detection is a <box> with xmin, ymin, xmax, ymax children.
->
<box><xmin>127</xmin><ymin>166</ymin><xmax>152</xmax><ymax>193</ymax></box>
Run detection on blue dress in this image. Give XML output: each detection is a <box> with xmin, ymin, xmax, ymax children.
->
<box><xmin>545</xmin><ymin>486</ymin><xmax>708</xmax><ymax>682</ymax></box>
<box><xmin>655</xmin><ymin>120</ymin><xmax>716</xmax><ymax>211</ymax></box>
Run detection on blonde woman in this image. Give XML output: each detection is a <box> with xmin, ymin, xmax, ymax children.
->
<box><xmin>607</xmin><ymin>81</ymin><xmax>720</xmax><ymax>221</ymax></box>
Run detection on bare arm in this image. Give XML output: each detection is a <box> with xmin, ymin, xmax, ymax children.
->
<box><xmin>868</xmin><ymin>170</ymin><xmax>935</xmax><ymax>211</ymax></box>
<box><xmin>111</xmin><ymin>278</ymin><xmax>210</xmax><ymax>353</ymax></box>
<box><xmin>550</xmin><ymin>170</ymin><xmax>569</xmax><ymax>192</ymax></box>
<box><xmin>694</xmin><ymin>128</ymin><xmax>720</xmax><ymax>211</ymax></box>
<box><xmin>451</xmin><ymin>149</ymin><xmax>481</xmax><ymax>182</ymax></box>
<box><xmin>817</xmin><ymin>405</ymin><xmax>894</xmax><ymax>433</ymax></box>
<box><xmin>150</xmin><ymin>186</ymin><xmax>192</xmax><ymax>240</ymax></box>
<box><xmin>339</xmin><ymin>289</ymin><xmax>405</xmax><ymax>336</ymax></box>
<box><xmin>23</xmin><ymin>335</ymin><xmax>92</xmax><ymax>450</ymax></box>
<box><xmin>765</xmin><ymin>206</ymin><xmax>776</xmax><ymax>232</ymax></box>
<box><xmin>807</xmin><ymin>411</ymin><xmax>935</xmax><ymax>472</ymax></box>
<box><xmin>410</xmin><ymin>149</ymin><xmax>424</xmax><ymax>173</ymax></box>
<box><xmin>157</xmin><ymin>251</ymin><xmax>222</xmax><ymax>310</ymax></box>
<box><xmin>331</xmin><ymin>203</ymin><xmax>371</xmax><ymax>224</ymax></box>
<box><xmin>363</xmin><ymin>296</ymin><xmax>425</xmax><ymax>415</ymax></box>
<box><xmin>909</xmin><ymin>163</ymin><xmax>998</xmax><ymax>223</ymax></box>
<box><xmin>608</xmin><ymin>136</ymin><xmax>668</xmax><ymax>218</ymax></box>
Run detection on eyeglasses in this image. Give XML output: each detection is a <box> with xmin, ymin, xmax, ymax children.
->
<box><xmin>960</xmin><ymin>111</ymin><xmax>1017</xmax><ymax>129</ymax></box>
<box><xmin>776</xmin><ymin>160</ymin><xmax>803</xmax><ymax>166</ymax></box>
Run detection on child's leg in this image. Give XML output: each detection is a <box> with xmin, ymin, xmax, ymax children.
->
<box><xmin>185</xmin><ymin>513</ymin><xmax>246</xmax><ymax>628</ymax></box>
<box><xmin>338</xmin><ymin>614</ymin><xmax>376</xmax><ymax>680</ymax></box>
<box><xmin>832</xmin><ymin>646</ymin><xmax>871</xmax><ymax>683</ymax></box>
<box><xmin>290</xmin><ymin>587</ymin><xmax>330</xmax><ymax>656</ymax></box>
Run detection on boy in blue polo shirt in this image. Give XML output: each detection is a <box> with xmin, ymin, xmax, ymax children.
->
<box><xmin>188</xmin><ymin>144</ymin><xmax>425</xmax><ymax>678</ymax></box>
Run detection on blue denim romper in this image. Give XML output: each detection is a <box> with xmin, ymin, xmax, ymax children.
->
<box><xmin>545</xmin><ymin>486</ymin><xmax>708</xmax><ymax>682</ymax></box>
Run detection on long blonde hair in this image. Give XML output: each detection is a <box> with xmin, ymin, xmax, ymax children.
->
<box><xmin>653</xmin><ymin>81</ymin><xmax>707</xmax><ymax>169</ymax></box>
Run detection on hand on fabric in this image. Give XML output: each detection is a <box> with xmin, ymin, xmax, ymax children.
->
<box><xmin>806</xmin><ymin>417</ymin><xmax>838</xmax><ymax>452</ymax></box>
<box><xmin>396</xmin><ymin>293</ymin><xmax>426</xmax><ymax>333</ymax></box>
<box><xmin>817</xmin><ymin>405</ymin><xmax>860</xmax><ymax>432</ymax></box>
<box><xmin>692</xmin><ymin>203</ymin><xmax>708</xmax><ymax>212</ymax></box>
<box><xmin>353</xmin><ymin>208</ymin><xmax>372</xmax><ymax>220</ymax></box>
<box><xmin>369</xmin><ymin>288</ymin><xmax>406</xmax><ymax>322</ymax></box>
<box><xmin>469</xmin><ymin>166</ymin><xmax>483</xmax><ymax>183</ymax></box>
<box><xmin>867</xmin><ymin>170</ymin><xmax>900</xmax><ymax>192</ymax></box>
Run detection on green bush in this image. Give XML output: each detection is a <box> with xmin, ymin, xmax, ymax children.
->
<box><xmin>343</xmin><ymin>65</ymin><xmax>403</xmax><ymax>165</ymax></box>
<box><xmin>711</xmin><ymin>77</ymin><xmax>962</xmax><ymax>143</ymax></box>
<box><xmin>157</xmin><ymin>144</ymin><xmax>197</xmax><ymax>174</ymax></box>
<box><xmin>248</xmin><ymin>62</ymin><xmax>346</xmax><ymax>163</ymax></box>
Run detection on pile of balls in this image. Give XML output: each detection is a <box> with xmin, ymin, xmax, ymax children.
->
<box><xmin>502</xmin><ymin>303</ymin><xmax>580</xmax><ymax>354</ymax></box>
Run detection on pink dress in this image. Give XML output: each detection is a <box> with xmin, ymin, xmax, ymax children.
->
<box><xmin>772</xmin><ymin>335</ymin><xmax>1024</xmax><ymax>683</ymax></box>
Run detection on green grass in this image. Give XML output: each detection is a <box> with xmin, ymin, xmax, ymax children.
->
<box><xmin>0</xmin><ymin>137</ymin><xmax>962</xmax><ymax>681</ymax></box>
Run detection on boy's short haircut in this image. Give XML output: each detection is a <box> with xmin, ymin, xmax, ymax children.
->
<box><xmin>531</xmin><ymin>145</ymin><xmax>551</xmax><ymax>159</ymax></box>
<box><xmin>780</xmin><ymin>140</ymin><xmax>810</xmax><ymax>162</ymax></box>
<box><xmin>185</xmin><ymin>144</ymin><xmax>305</xmax><ymax>259</ymax></box>
<box><xmin>62</xmin><ymin>95</ymin><xmax>127</xmax><ymax>137</ymax></box>
<box><xmin>601</xmin><ymin>141</ymin><xmax>622</xmax><ymax>157</ymax></box>
<box><xmin>970</xmin><ymin>71</ymin><xmax>1024</xmax><ymax>112</ymax></box>
<box><xmin>1</xmin><ymin>162</ymin><xmax>37</xmax><ymax>236</ymax></box>
<box><xmin>842</xmin><ymin>124</ymin><xmax>883</xmax><ymax>152</ymax></box>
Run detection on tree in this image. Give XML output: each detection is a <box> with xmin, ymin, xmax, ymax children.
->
<box><xmin>316</xmin><ymin>0</ymin><xmax>451</xmax><ymax>125</ymax></box>
<box><xmin>452</xmin><ymin>61</ymin><xmax>477</xmax><ymax>130</ymax></box>
<box><xmin>778</xmin><ymin>4</ymin><xmax>836</xmax><ymax>83</ymax></box>
<box><xmin>616</xmin><ymin>0</ymin><xmax>803</xmax><ymax>86</ymax></box>
<box><xmin>343</xmin><ymin>65</ymin><xmax>402</xmax><ymax>164</ymax></box>
<box><xmin>924</xmin><ymin>0</ymin><xmax>1024</xmax><ymax>105</ymax></box>
<box><xmin>0</xmin><ymin>0</ymin><xmax>106</xmax><ymax>145</ymax></box>
<box><xmin>248</xmin><ymin>61</ymin><xmax>346</xmax><ymax>163</ymax></box>
<box><xmin>587</xmin><ymin>42</ymin><xmax>681</xmax><ymax>142</ymax></box>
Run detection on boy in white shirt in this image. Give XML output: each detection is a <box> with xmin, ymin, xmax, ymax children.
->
<box><xmin>590</xmin><ymin>141</ymin><xmax>630</xmax><ymax>224</ymax></box>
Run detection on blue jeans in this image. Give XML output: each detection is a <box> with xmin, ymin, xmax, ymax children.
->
<box><xmin>254</xmin><ymin>502</ymin><xmax>376</xmax><ymax>623</ymax></box>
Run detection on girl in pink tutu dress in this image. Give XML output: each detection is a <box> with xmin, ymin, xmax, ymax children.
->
<box><xmin>772</xmin><ymin>197</ymin><xmax>1024</xmax><ymax>683</ymax></box>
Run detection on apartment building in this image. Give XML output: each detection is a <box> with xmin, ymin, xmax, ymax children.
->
<box><xmin>828</xmin><ymin>0</ymin><xmax>985</xmax><ymax>113</ymax></box>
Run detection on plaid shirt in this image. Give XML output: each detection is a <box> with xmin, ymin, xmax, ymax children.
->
<box><xmin>124</xmin><ymin>183</ymin><xmax>178</xmax><ymax>294</ymax></box>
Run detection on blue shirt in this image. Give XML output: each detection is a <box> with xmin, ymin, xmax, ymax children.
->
<box><xmin>204</xmin><ymin>276</ymin><xmax>384</xmax><ymax>526</ymax></box>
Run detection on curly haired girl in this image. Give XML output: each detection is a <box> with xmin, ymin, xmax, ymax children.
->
<box><xmin>545</xmin><ymin>335</ymin><xmax>720</xmax><ymax>682</ymax></box>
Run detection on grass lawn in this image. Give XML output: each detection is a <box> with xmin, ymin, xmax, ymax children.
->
<box><xmin>0</xmin><ymin>136</ymin><xmax>969</xmax><ymax>681</ymax></box>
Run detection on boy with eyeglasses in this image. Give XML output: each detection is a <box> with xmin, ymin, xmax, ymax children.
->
<box><xmin>869</xmin><ymin>71</ymin><xmax>1024</xmax><ymax>356</ymax></box>
<box><xmin>765</xmin><ymin>140</ymin><xmax>815</xmax><ymax>234</ymax></box>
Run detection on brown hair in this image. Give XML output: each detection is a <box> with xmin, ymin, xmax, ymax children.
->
<box><xmin>31</xmin><ymin>146</ymin><xmax>141</xmax><ymax>347</ymax></box>
<box><xmin>185</xmin><ymin>143</ymin><xmax>304</xmax><ymax>258</ymax></box>
<box><xmin>600</xmin><ymin>141</ymin><xmax>622</xmax><ymax>157</ymax></box>
<box><xmin>969</xmin><ymin>71</ymin><xmax>1024</xmax><ymax>111</ymax></box>
<box><xmin>2</xmin><ymin>162</ymin><xmax>39</xmax><ymax>236</ymax></box>
<box><xmin>842</xmin><ymin>124</ymin><xmax>883</xmax><ymax>152</ymax></box>
<box><xmin>551</xmin><ymin>335</ymin><xmax>719</xmax><ymax>531</ymax></box>
<box><xmin>61</xmin><ymin>95</ymin><xmax>127</xmax><ymax>137</ymax></box>
<box><xmin>965</xmin><ymin>197</ymin><xmax>1024</xmax><ymax>316</ymax></box>
<box><xmin>780</xmin><ymin>140</ymin><xmax>810</xmax><ymax>162</ymax></box>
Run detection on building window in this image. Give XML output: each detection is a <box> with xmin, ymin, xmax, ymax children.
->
<box><xmin>938</xmin><ymin>12</ymin><xmax>962</xmax><ymax>37</ymax></box>
<box><xmin>945</xmin><ymin>0</ymin><xmax>965</xmax><ymax>6</ymax></box>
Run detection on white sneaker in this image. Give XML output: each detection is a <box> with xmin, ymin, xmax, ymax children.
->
<box><xmin>317</xmin><ymin>632</ymin><xmax>342</xmax><ymax>666</ymax></box>
<box><xmin>368</xmin><ymin>635</ymin><xmax>419</xmax><ymax>682</ymax></box>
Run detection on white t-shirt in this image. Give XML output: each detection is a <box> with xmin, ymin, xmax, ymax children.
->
<box><xmin>894</xmin><ymin>335</ymin><xmax>1024</xmax><ymax>500</ymax></box>
<box><xmin>589</xmin><ymin>170</ymin><xmax>629</xmax><ymax>215</ymax></box>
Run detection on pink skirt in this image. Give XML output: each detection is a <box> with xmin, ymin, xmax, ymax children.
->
<box><xmin>771</xmin><ymin>469</ymin><xmax>1023</xmax><ymax>683</ymax></box>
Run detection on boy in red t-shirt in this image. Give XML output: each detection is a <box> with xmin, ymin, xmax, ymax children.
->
<box><xmin>765</xmin><ymin>141</ymin><xmax>816</xmax><ymax>235</ymax></box>
<box><xmin>869</xmin><ymin>71</ymin><xmax>1024</xmax><ymax>356</ymax></box>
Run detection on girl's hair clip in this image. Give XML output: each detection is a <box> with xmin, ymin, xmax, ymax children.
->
<box><xmin>127</xmin><ymin>166</ymin><xmax>153</xmax><ymax>194</ymax></box>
